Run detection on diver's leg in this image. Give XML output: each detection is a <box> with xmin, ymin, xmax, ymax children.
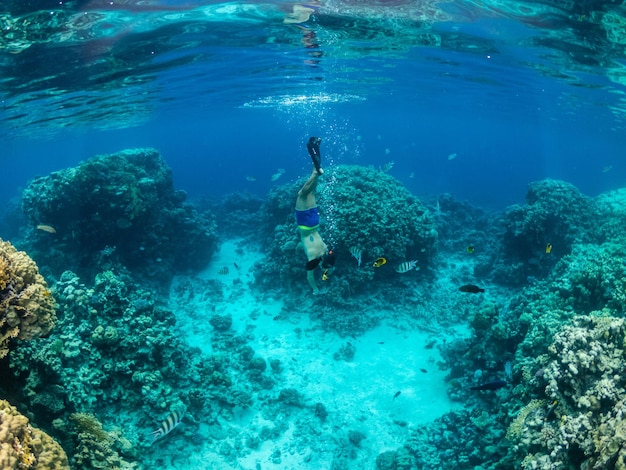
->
<box><xmin>295</xmin><ymin>169</ymin><xmax>319</xmax><ymax>210</ymax></box>
<box><xmin>307</xmin><ymin>269</ymin><xmax>320</xmax><ymax>294</ymax></box>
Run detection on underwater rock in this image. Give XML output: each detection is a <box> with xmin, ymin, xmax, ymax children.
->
<box><xmin>21</xmin><ymin>148</ymin><xmax>217</xmax><ymax>284</ymax></box>
<box><xmin>209</xmin><ymin>313</ymin><xmax>233</xmax><ymax>332</ymax></box>
<box><xmin>0</xmin><ymin>238</ymin><xmax>56</xmax><ymax>358</ymax></box>
<box><xmin>277</xmin><ymin>388</ymin><xmax>305</xmax><ymax>407</ymax></box>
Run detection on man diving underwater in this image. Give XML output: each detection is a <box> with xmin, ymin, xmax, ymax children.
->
<box><xmin>295</xmin><ymin>137</ymin><xmax>334</xmax><ymax>293</ymax></box>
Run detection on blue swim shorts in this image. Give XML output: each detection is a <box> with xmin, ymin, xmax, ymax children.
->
<box><xmin>295</xmin><ymin>207</ymin><xmax>320</xmax><ymax>230</ymax></box>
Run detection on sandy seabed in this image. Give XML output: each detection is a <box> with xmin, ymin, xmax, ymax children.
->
<box><xmin>165</xmin><ymin>239</ymin><xmax>462</xmax><ymax>469</ymax></box>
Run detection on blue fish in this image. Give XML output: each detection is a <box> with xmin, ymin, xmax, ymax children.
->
<box><xmin>470</xmin><ymin>380</ymin><xmax>507</xmax><ymax>391</ymax></box>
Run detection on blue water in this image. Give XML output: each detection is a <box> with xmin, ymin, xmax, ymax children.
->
<box><xmin>2</xmin><ymin>2</ymin><xmax>626</xmax><ymax>469</ymax></box>
<box><xmin>1</xmin><ymin>1</ymin><xmax>625</xmax><ymax>210</ymax></box>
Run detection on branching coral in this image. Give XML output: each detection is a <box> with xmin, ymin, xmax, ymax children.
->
<box><xmin>0</xmin><ymin>239</ymin><xmax>55</xmax><ymax>358</ymax></box>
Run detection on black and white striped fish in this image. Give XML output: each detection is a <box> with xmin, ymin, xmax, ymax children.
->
<box><xmin>396</xmin><ymin>260</ymin><xmax>419</xmax><ymax>273</ymax></box>
<box><xmin>349</xmin><ymin>246</ymin><xmax>363</xmax><ymax>267</ymax></box>
<box><xmin>150</xmin><ymin>405</ymin><xmax>186</xmax><ymax>444</ymax></box>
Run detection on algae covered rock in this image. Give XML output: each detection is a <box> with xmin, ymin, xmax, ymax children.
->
<box><xmin>21</xmin><ymin>148</ymin><xmax>217</xmax><ymax>282</ymax></box>
<box><xmin>0</xmin><ymin>399</ymin><xmax>69</xmax><ymax>469</ymax></box>
<box><xmin>0</xmin><ymin>238</ymin><xmax>55</xmax><ymax>358</ymax></box>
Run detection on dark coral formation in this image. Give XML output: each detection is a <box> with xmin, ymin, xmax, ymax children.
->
<box><xmin>21</xmin><ymin>148</ymin><xmax>217</xmax><ymax>284</ymax></box>
<box><xmin>0</xmin><ymin>238</ymin><xmax>55</xmax><ymax>359</ymax></box>
<box><xmin>255</xmin><ymin>164</ymin><xmax>437</xmax><ymax>295</ymax></box>
<box><xmin>494</xmin><ymin>179</ymin><xmax>598</xmax><ymax>285</ymax></box>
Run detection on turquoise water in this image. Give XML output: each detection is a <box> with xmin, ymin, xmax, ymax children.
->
<box><xmin>1</xmin><ymin>1</ymin><xmax>626</xmax><ymax>469</ymax></box>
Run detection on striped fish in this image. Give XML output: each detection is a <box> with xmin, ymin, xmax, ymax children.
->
<box><xmin>218</xmin><ymin>266</ymin><xmax>229</xmax><ymax>275</ymax></box>
<box><xmin>349</xmin><ymin>246</ymin><xmax>363</xmax><ymax>267</ymax></box>
<box><xmin>150</xmin><ymin>405</ymin><xmax>186</xmax><ymax>444</ymax></box>
<box><xmin>396</xmin><ymin>260</ymin><xmax>419</xmax><ymax>273</ymax></box>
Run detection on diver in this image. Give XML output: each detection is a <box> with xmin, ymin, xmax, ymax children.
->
<box><xmin>295</xmin><ymin>137</ymin><xmax>334</xmax><ymax>293</ymax></box>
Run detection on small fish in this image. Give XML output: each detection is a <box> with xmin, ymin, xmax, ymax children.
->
<box><xmin>372</xmin><ymin>257</ymin><xmax>387</xmax><ymax>268</ymax></box>
<box><xmin>218</xmin><ymin>266</ymin><xmax>229</xmax><ymax>275</ymax></box>
<box><xmin>349</xmin><ymin>246</ymin><xmax>363</xmax><ymax>267</ymax></box>
<box><xmin>602</xmin><ymin>165</ymin><xmax>613</xmax><ymax>173</ymax></box>
<box><xmin>459</xmin><ymin>284</ymin><xmax>484</xmax><ymax>293</ymax></box>
<box><xmin>233</xmin><ymin>262</ymin><xmax>240</xmax><ymax>270</ymax></box>
<box><xmin>381</xmin><ymin>160</ymin><xmax>394</xmax><ymax>172</ymax></box>
<box><xmin>246</xmin><ymin>176</ymin><xmax>256</xmax><ymax>182</ymax></box>
<box><xmin>466</xmin><ymin>246</ymin><xmax>474</xmax><ymax>254</ymax></box>
<box><xmin>470</xmin><ymin>380</ymin><xmax>507</xmax><ymax>391</ymax></box>
<box><xmin>271</xmin><ymin>168</ymin><xmax>285</xmax><ymax>181</ymax></box>
<box><xmin>447</xmin><ymin>152</ymin><xmax>457</xmax><ymax>160</ymax></box>
<box><xmin>150</xmin><ymin>406</ymin><xmax>186</xmax><ymax>444</ymax></box>
<box><xmin>419</xmin><ymin>368</ymin><xmax>427</xmax><ymax>373</ymax></box>
<box><xmin>378</xmin><ymin>341</ymin><xmax>385</xmax><ymax>344</ymax></box>
<box><xmin>393</xmin><ymin>391</ymin><xmax>402</xmax><ymax>400</ymax></box>
<box><xmin>396</xmin><ymin>260</ymin><xmax>418</xmax><ymax>273</ymax></box>
<box><xmin>545</xmin><ymin>400</ymin><xmax>558</xmax><ymax>421</ymax></box>
<box><xmin>409</xmin><ymin>172</ymin><xmax>415</xmax><ymax>179</ymax></box>
<box><xmin>321</xmin><ymin>269</ymin><xmax>330</xmax><ymax>281</ymax></box>
<box><xmin>36</xmin><ymin>224</ymin><xmax>57</xmax><ymax>233</ymax></box>
<box><xmin>545</xmin><ymin>243</ymin><xmax>552</xmax><ymax>254</ymax></box>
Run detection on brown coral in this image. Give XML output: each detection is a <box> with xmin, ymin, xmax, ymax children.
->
<box><xmin>0</xmin><ymin>399</ymin><xmax>69</xmax><ymax>469</ymax></box>
<box><xmin>0</xmin><ymin>239</ymin><xmax>56</xmax><ymax>358</ymax></box>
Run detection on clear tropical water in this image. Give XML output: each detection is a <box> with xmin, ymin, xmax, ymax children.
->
<box><xmin>2</xmin><ymin>1</ymin><xmax>626</xmax><ymax>469</ymax></box>
<box><xmin>2</xmin><ymin>0</ymin><xmax>625</xmax><ymax>207</ymax></box>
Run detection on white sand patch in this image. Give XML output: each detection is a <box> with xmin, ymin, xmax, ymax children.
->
<box><xmin>169</xmin><ymin>239</ymin><xmax>463</xmax><ymax>469</ymax></box>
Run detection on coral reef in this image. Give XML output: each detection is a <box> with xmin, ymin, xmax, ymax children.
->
<box><xmin>0</xmin><ymin>399</ymin><xmax>69</xmax><ymax>469</ymax></box>
<box><xmin>21</xmin><ymin>148</ymin><xmax>217</xmax><ymax>284</ymax></box>
<box><xmin>495</xmin><ymin>179</ymin><xmax>598</xmax><ymax>285</ymax></box>
<box><xmin>254</xmin><ymin>164</ymin><xmax>437</xmax><ymax>320</ymax></box>
<box><xmin>0</xmin><ymin>239</ymin><xmax>55</xmax><ymax>359</ymax></box>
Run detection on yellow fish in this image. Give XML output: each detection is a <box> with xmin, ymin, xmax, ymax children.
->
<box><xmin>322</xmin><ymin>269</ymin><xmax>330</xmax><ymax>281</ymax></box>
<box><xmin>545</xmin><ymin>243</ymin><xmax>552</xmax><ymax>254</ymax></box>
<box><xmin>36</xmin><ymin>224</ymin><xmax>57</xmax><ymax>233</ymax></box>
<box><xmin>372</xmin><ymin>257</ymin><xmax>387</xmax><ymax>268</ymax></box>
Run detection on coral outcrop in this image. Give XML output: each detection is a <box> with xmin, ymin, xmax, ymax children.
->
<box><xmin>495</xmin><ymin>179</ymin><xmax>597</xmax><ymax>284</ymax></box>
<box><xmin>0</xmin><ymin>239</ymin><xmax>55</xmax><ymax>359</ymax></box>
<box><xmin>255</xmin><ymin>164</ymin><xmax>437</xmax><ymax>295</ymax></box>
<box><xmin>0</xmin><ymin>399</ymin><xmax>69</xmax><ymax>469</ymax></box>
<box><xmin>21</xmin><ymin>148</ymin><xmax>217</xmax><ymax>284</ymax></box>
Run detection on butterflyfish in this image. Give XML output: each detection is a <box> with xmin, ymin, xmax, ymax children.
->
<box><xmin>545</xmin><ymin>243</ymin><xmax>552</xmax><ymax>254</ymax></box>
<box><xmin>322</xmin><ymin>269</ymin><xmax>330</xmax><ymax>281</ymax></box>
<box><xmin>372</xmin><ymin>257</ymin><xmax>386</xmax><ymax>268</ymax></box>
<box><xmin>36</xmin><ymin>224</ymin><xmax>57</xmax><ymax>234</ymax></box>
<box><xmin>396</xmin><ymin>260</ymin><xmax>419</xmax><ymax>273</ymax></box>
